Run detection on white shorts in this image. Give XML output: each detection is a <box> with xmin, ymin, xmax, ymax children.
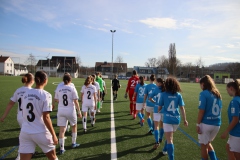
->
<box><xmin>57</xmin><ymin>108</ymin><xmax>77</xmax><ymax>127</ymax></box>
<box><xmin>228</xmin><ymin>135</ymin><xmax>240</xmax><ymax>153</ymax></box>
<box><xmin>136</xmin><ymin>103</ymin><xmax>144</xmax><ymax>111</ymax></box>
<box><xmin>153</xmin><ymin>113</ymin><xmax>161</xmax><ymax>122</ymax></box>
<box><xmin>19</xmin><ymin>131</ymin><xmax>55</xmax><ymax>154</ymax></box>
<box><xmin>163</xmin><ymin>123</ymin><xmax>179</xmax><ymax>132</ymax></box>
<box><xmin>82</xmin><ymin>104</ymin><xmax>95</xmax><ymax>113</ymax></box>
<box><xmin>146</xmin><ymin>106</ymin><xmax>154</xmax><ymax>113</ymax></box>
<box><xmin>198</xmin><ymin>123</ymin><xmax>220</xmax><ymax>145</ymax></box>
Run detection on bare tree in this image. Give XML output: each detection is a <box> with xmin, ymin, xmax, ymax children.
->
<box><xmin>76</xmin><ymin>55</ymin><xmax>82</xmax><ymax>77</ymax></box>
<box><xmin>115</xmin><ymin>55</ymin><xmax>124</xmax><ymax>75</ymax></box>
<box><xmin>145</xmin><ymin>58</ymin><xmax>157</xmax><ymax>67</ymax></box>
<box><xmin>196</xmin><ymin>57</ymin><xmax>204</xmax><ymax>68</ymax></box>
<box><xmin>168</xmin><ymin>43</ymin><xmax>177</xmax><ymax>76</ymax></box>
<box><xmin>156</xmin><ymin>55</ymin><xmax>169</xmax><ymax>68</ymax></box>
<box><xmin>25</xmin><ymin>53</ymin><xmax>37</xmax><ymax>73</ymax></box>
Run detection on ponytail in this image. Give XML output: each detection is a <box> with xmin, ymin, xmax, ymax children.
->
<box><xmin>227</xmin><ymin>79</ymin><xmax>240</xmax><ymax>96</ymax></box>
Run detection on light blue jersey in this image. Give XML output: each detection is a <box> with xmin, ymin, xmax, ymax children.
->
<box><xmin>135</xmin><ymin>83</ymin><xmax>147</xmax><ymax>103</ymax></box>
<box><xmin>228</xmin><ymin>96</ymin><xmax>240</xmax><ymax>137</ymax></box>
<box><xmin>198</xmin><ymin>90</ymin><xmax>222</xmax><ymax>126</ymax></box>
<box><xmin>144</xmin><ymin>83</ymin><xmax>157</xmax><ymax>107</ymax></box>
<box><xmin>159</xmin><ymin>92</ymin><xmax>185</xmax><ymax>125</ymax></box>
<box><xmin>149</xmin><ymin>87</ymin><xmax>163</xmax><ymax>113</ymax></box>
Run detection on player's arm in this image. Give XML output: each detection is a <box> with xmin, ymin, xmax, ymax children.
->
<box><xmin>149</xmin><ymin>92</ymin><xmax>156</xmax><ymax>103</ymax></box>
<box><xmin>125</xmin><ymin>79</ymin><xmax>130</xmax><ymax>93</ymax></box>
<box><xmin>81</xmin><ymin>93</ymin><xmax>84</xmax><ymax>104</ymax></box>
<box><xmin>180</xmin><ymin>106</ymin><xmax>188</xmax><ymax>127</ymax></box>
<box><xmin>43</xmin><ymin>111</ymin><xmax>58</xmax><ymax>145</ymax></box>
<box><xmin>74</xmin><ymin>99</ymin><xmax>82</xmax><ymax>118</ymax></box>
<box><xmin>93</xmin><ymin>92</ymin><xmax>97</xmax><ymax>110</ymax></box>
<box><xmin>221</xmin><ymin>116</ymin><xmax>239</xmax><ymax>139</ymax></box>
<box><xmin>0</xmin><ymin>100</ymin><xmax>15</xmax><ymax>122</ymax></box>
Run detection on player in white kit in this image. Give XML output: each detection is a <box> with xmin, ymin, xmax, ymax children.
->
<box><xmin>0</xmin><ymin>73</ymin><xmax>34</xmax><ymax>160</ymax></box>
<box><xmin>81</xmin><ymin>76</ymin><xmax>97</xmax><ymax>133</ymax></box>
<box><xmin>55</xmin><ymin>74</ymin><xmax>81</xmax><ymax>154</ymax></box>
<box><xmin>19</xmin><ymin>71</ymin><xmax>58</xmax><ymax>160</ymax></box>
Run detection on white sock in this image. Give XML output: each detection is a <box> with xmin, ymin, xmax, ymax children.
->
<box><xmin>59</xmin><ymin>138</ymin><xmax>65</xmax><ymax>150</ymax></box>
<box><xmin>72</xmin><ymin>132</ymin><xmax>77</xmax><ymax>144</ymax></box>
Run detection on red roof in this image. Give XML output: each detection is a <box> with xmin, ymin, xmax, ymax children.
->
<box><xmin>0</xmin><ymin>56</ymin><xmax>9</xmax><ymax>62</ymax></box>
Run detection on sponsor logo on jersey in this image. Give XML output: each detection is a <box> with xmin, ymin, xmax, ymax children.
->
<box><xmin>231</xmin><ymin>107</ymin><xmax>235</xmax><ymax>114</ymax></box>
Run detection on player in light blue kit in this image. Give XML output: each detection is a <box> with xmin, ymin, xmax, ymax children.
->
<box><xmin>158</xmin><ymin>77</ymin><xmax>188</xmax><ymax>160</ymax></box>
<box><xmin>144</xmin><ymin>74</ymin><xmax>158</xmax><ymax>134</ymax></box>
<box><xmin>196</xmin><ymin>75</ymin><xmax>222</xmax><ymax>160</ymax></box>
<box><xmin>149</xmin><ymin>78</ymin><xmax>165</xmax><ymax>149</ymax></box>
<box><xmin>133</xmin><ymin>76</ymin><xmax>147</xmax><ymax>126</ymax></box>
<box><xmin>221</xmin><ymin>79</ymin><xmax>240</xmax><ymax>159</ymax></box>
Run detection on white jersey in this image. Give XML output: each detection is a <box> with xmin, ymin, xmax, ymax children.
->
<box><xmin>102</xmin><ymin>80</ymin><xmax>106</xmax><ymax>90</ymax></box>
<box><xmin>55</xmin><ymin>82</ymin><xmax>76</xmax><ymax>92</ymax></box>
<box><xmin>55</xmin><ymin>84</ymin><xmax>79</xmax><ymax>109</ymax></box>
<box><xmin>21</xmin><ymin>89</ymin><xmax>52</xmax><ymax>134</ymax></box>
<box><xmin>10</xmin><ymin>86</ymin><xmax>32</xmax><ymax>115</ymax></box>
<box><xmin>81</xmin><ymin>84</ymin><xmax>97</xmax><ymax>106</ymax></box>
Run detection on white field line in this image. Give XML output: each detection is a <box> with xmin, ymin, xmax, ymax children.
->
<box><xmin>111</xmin><ymin>86</ymin><xmax>117</xmax><ymax>160</ymax></box>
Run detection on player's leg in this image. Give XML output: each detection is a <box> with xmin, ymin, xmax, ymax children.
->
<box><xmin>19</xmin><ymin>132</ymin><xmax>35</xmax><ymax>160</ymax></box>
<box><xmin>90</xmin><ymin>106</ymin><xmax>96</xmax><ymax>127</ymax></box>
<box><xmin>70</xmin><ymin>111</ymin><xmax>80</xmax><ymax>148</ymax></box>
<box><xmin>146</xmin><ymin>107</ymin><xmax>153</xmax><ymax>134</ymax></box>
<box><xmin>136</xmin><ymin>103</ymin><xmax>144</xmax><ymax>126</ymax></box>
<box><xmin>45</xmin><ymin>149</ymin><xmax>58</xmax><ymax>160</ymax></box>
<box><xmin>163</xmin><ymin>123</ymin><xmax>177</xmax><ymax>160</ymax></box>
<box><xmin>82</xmin><ymin>105</ymin><xmax>88</xmax><ymax>133</ymax></box>
<box><xmin>227</xmin><ymin>135</ymin><xmax>240</xmax><ymax>160</ymax></box>
<box><xmin>159</xmin><ymin>114</ymin><xmax>164</xmax><ymax>143</ymax></box>
<box><xmin>198</xmin><ymin>123</ymin><xmax>211</xmax><ymax>160</ymax></box>
<box><xmin>153</xmin><ymin>113</ymin><xmax>160</xmax><ymax>149</ymax></box>
<box><xmin>207</xmin><ymin>125</ymin><xmax>220</xmax><ymax>160</ymax></box>
<box><xmin>57</xmin><ymin>115</ymin><xmax>67</xmax><ymax>154</ymax></box>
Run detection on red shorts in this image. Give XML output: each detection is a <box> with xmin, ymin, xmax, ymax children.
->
<box><xmin>128</xmin><ymin>90</ymin><xmax>136</xmax><ymax>102</ymax></box>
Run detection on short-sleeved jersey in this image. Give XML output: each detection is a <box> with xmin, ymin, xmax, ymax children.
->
<box><xmin>81</xmin><ymin>84</ymin><xmax>97</xmax><ymax>106</ymax></box>
<box><xmin>55</xmin><ymin>85</ymin><xmax>79</xmax><ymax>109</ymax></box>
<box><xmin>228</xmin><ymin>96</ymin><xmax>240</xmax><ymax>137</ymax></box>
<box><xmin>21</xmin><ymin>89</ymin><xmax>52</xmax><ymax>134</ymax></box>
<box><xmin>144</xmin><ymin>83</ymin><xmax>157</xmax><ymax>107</ymax></box>
<box><xmin>55</xmin><ymin>82</ymin><xmax>75</xmax><ymax>92</ymax></box>
<box><xmin>159</xmin><ymin>92</ymin><xmax>185</xmax><ymax>125</ymax></box>
<box><xmin>126</xmin><ymin>76</ymin><xmax>139</xmax><ymax>93</ymax></box>
<box><xmin>198</xmin><ymin>90</ymin><xmax>222</xmax><ymax>126</ymax></box>
<box><xmin>150</xmin><ymin>87</ymin><xmax>163</xmax><ymax>113</ymax></box>
<box><xmin>10</xmin><ymin>86</ymin><xmax>32</xmax><ymax>115</ymax></box>
<box><xmin>134</xmin><ymin>83</ymin><xmax>147</xmax><ymax>103</ymax></box>
<box><xmin>112</xmin><ymin>79</ymin><xmax>120</xmax><ymax>88</ymax></box>
<box><xmin>96</xmin><ymin>76</ymin><xmax>103</xmax><ymax>92</ymax></box>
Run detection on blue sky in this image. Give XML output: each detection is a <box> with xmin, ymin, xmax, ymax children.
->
<box><xmin>0</xmin><ymin>0</ymin><xmax>239</xmax><ymax>67</ymax></box>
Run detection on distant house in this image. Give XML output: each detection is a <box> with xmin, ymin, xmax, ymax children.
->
<box><xmin>36</xmin><ymin>56</ymin><xmax>79</xmax><ymax>78</ymax></box>
<box><xmin>0</xmin><ymin>56</ymin><xmax>14</xmax><ymax>75</ymax></box>
<box><xmin>14</xmin><ymin>64</ymin><xmax>28</xmax><ymax>76</ymax></box>
<box><xmin>95</xmin><ymin>62</ymin><xmax>127</xmax><ymax>78</ymax></box>
<box><xmin>133</xmin><ymin>66</ymin><xmax>169</xmax><ymax>79</ymax></box>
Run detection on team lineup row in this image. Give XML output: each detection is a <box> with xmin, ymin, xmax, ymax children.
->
<box><xmin>0</xmin><ymin>71</ymin><xmax>107</xmax><ymax>160</ymax></box>
<box><xmin>122</xmin><ymin>70</ymin><xmax>240</xmax><ymax>160</ymax></box>
<box><xmin>1</xmin><ymin>70</ymin><xmax>240</xmax><ymax>160</ymax></box>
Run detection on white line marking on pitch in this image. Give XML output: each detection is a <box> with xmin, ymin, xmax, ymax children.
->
<box><xmin>111</xmin><ymin>86</ymin><xmax>117</xmax><ymax>160</ymax></box>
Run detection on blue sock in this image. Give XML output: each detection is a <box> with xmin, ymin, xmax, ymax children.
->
<box><xmin>163</xmin><ymin>140</ymin><xmax>167</xmax><ymax>152</ymax></box>
<box><xmin>167</xmin><ymin>143</ymin><xmax>174</xmax><ymax>160</ymax></box>
<box><xmin>208</xmin><ymin>150</ymin><xmax>217</xmax><ymax>160</ymax></box>
<box><xmin>152</xmin><ymin>122</ymin><xmax>155</xmax><ymax>131</ymax></box>
<box><xmin>137</xmin><ymin>112</ymin><xmax>142</xmax><ymax>120</ymax></box>
<box><xmin>147</xmin><ymin>118</ymin><xmax>152</xmax><ymax>130</ymax></box>
<box><xmin>159</xmin><ymin>128</ymin><xmax>164</xmax><ymax>140</ymax></box>
<box><xmin>154</xmin><ymin>130</ymin><xmax>159</xmax><ymax>143</ymax></box>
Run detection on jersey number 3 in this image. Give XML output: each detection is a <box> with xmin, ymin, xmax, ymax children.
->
<box><xmin>26</xmin><ymin>103</ymin><xmax>35</xmax><ymax>122</ymax></box>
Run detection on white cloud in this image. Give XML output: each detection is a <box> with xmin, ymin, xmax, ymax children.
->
<box><xmin>23</xmin><ymin>46</ymin><xmax>76</xmax><ymax>55</ymax></box>
<box><xmin>104</xmin><ymin>24</ymin><xmax>112</xmax><ymax>27</ymax></box>
<box><xmin>139</xmin><ymin>18</ymin><xmax>177</xmax><ymax>29</ymax></box>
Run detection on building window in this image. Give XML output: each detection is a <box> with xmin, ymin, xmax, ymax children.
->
<box><xmin>7</xmin><ymin>70</ymin><xmax>8</xmax><ymax>73</ymax></box>
<box><xmin>140</xmin><ymin>69</ymin><xmax>145</xmax><ymax>73</ymax></box>
<box><xmin>10</xmin><ymin>70</ymin><xmax>12</xmax><ymax>73</ymax></box>
<box><xmin>148</xmin><ymin>70</ymin><xmax>151</xmax><ymax>74</ymax></box>
<box><xmin>7</xmin><ymin>63</ymin><xmax>9</xmax><ymax>66</ymax></box>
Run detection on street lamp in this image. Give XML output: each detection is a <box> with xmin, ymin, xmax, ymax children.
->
<box><xmin>110</xmin><ymin>30</ymin><xmax>116</xmax><ymax>79</ymax></box>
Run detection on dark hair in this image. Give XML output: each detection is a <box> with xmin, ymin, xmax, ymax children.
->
<box><xmin>200</xmin><ymin>75</ymin><xmax>221</xmax><ymax>99</ymax></box>
<box><xmin>139</xmin><ymin>76</ymin><xmax>144</xmax><ymax>86</ymax></box>
<box><xmin>150</xmin><ymin>74</ymin><xmax>155</xmax><ymax>81</ymax></box>
<box><xmin>22</xmin><ymin>73</ymin><xmax>34</xmax><ymax>84</ymax></box>
<box><xmin>63</xmin><ymin>74</ymin><xmax>71</xmax><ymax>84</ymax></box>
<box><xmin>157</xmin><ymin>78</ymin><xmax>165</xmax><ymax>92</ymax></box>
<box><xmin>133</xmin><ymin>70</ymin><xmax>137</xmax><ymax>75</ymax></box>
<box><xmin>227</xmin><ymin>79</ymin><xmax>240</xmax><ymax>96</ymax></box>
<box><xmin>35</xmin><ymin>71</ymin><xmax>47</xmax><ymax>86</ymax></box>
<box><xmin>91</xmin><ymin>74</ymin><xmax>96</xmax><ymax>85</ymax></box>
<box><xmin>165</xmin><ymin>77</ymin><xmax>181</xmax><ymax>94</ymax></box>
<box><xmin>84</xmin><ymin>76</ymin><xmax>92</xmax><ymax>86</ymax></box>
<box><xmin>64</xmin><ymin>72</ymin><xmax>70</xmax><ymax>76</ymax></box>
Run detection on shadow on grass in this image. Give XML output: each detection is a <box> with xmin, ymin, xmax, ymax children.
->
<box><xmin>0</xmin><ymin>137</ymin><xmax>19</xmax><ymax>148</ymax></box>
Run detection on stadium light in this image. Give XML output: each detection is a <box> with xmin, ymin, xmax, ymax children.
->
<box><xmin>110</xmin><ymin>30</ymin><xmax>116</xmax><ymax>79</ymax></box>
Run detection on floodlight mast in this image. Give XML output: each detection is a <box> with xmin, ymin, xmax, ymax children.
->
<box><xmin>110</xmin><ymin>30</ymin><xmax>116</xmax><ymax>79</ymax></box>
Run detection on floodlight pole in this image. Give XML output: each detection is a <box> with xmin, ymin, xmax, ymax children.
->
<box><xmin>110</xmin><ymin>30</ymin><xmax>116</xmax><ymax>79</ymax></box>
